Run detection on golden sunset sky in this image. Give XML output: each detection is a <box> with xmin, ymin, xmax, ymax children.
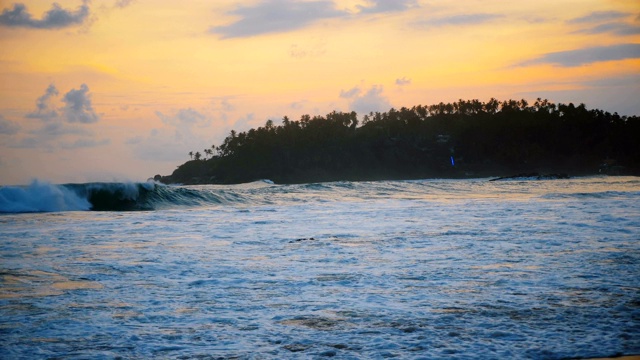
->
<box><xmin>0</xmin><ymin>0</ymin><xmax>638</xmax><ymax>184</ymax></box>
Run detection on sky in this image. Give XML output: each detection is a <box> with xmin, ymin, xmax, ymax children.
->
<box><xmin>0</xmin><ymin>0</ymin><xmax>638</xmax><ymax>185</ymax></box>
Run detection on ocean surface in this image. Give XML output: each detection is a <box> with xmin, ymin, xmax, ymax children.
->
<box><xmin>1</xmin><ymin>176</ymin><xmax>639</xmax><ymax>359</ymax></box>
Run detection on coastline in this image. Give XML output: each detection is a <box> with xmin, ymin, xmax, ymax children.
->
<box><xmin>156</xmin><ymin>170</ymin><xmax>633</xmax><ymax>186</ymax></box>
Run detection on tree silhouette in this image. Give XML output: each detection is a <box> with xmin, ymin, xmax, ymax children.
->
<box><xmin>170</xmin><ymin>99</ymin><xmax>639</xmax><ymax>184</ymax></box>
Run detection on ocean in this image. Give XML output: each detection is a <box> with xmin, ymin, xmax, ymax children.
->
<box><xmin>1</xmin><ymin>176</ymin><xmax>639</xmax><ymax>359</ymax></box>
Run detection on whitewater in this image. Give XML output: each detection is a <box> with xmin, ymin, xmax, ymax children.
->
<box><xmin>1</xmin><ymin>177</ymin><xmax>639</xmax><ymax>359</ymax></box>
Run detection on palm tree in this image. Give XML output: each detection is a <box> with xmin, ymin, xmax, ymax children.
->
<box><xmin>188</xmin><ymin>151</ymin><xmax>194</xmax><ymax>160</ymax></box>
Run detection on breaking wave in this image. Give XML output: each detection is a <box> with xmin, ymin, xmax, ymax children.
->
<box><xmin>0</xmin><ymin>180</ymin><xmax>91</xmax><ymax>213</ymax></box>
<box><xmin>0</xmin><ymin>180</ymin><xmax>244</xmax><ymax>213</ymax></box>
<box><xmin>2</xmin><ymin>176</ymin><xmax>638</xmax><ymax>213</ymax></box>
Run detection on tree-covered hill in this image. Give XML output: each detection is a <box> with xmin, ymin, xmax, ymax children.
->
<box><xmin>156</xmin><ymin>98</ymin><xmax>640</xmax><ymax>184</ymax></box>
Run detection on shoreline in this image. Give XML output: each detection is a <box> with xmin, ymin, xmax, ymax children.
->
<box><xmin>159</xmin><ymin>172</ymin><xmax>637</xmax><ymax>186</ymax></box>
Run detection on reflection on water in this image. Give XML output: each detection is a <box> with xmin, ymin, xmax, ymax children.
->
<box><xmin>1</xmin><ymin>269</ymin><xmax>103</xmax><ymax>299</ymax></box>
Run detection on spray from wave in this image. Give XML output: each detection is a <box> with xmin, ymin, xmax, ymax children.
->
<box><xmin>0</xmin><ymin>180</ymin><xmax>91</xmax><ymax>213</ymax></box>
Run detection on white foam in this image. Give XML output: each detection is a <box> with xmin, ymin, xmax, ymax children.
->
<box><xmin>0</xmin><ymin>180</ymin><xmax>91</xmax><ymax>213</ymax></box>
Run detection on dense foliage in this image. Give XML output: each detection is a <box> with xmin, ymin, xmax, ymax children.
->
<box><xmin>158</xmin><ymin>98</ymin><xmax>640</xmax><ymax>184</ymax></box>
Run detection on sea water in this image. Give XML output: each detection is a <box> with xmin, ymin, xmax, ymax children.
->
<box><xmin>1</xmin><ymin>177</ymin><xmax>639</xmax><ymax>359</ymax></box>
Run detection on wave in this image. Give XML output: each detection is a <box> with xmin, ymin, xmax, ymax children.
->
<box><xmin>540</xmin><ymin>191</ymin><xmax>640</xmax><ymax>200</ymax></box>
<box><xmin>3</xmin><ymin>177</ymin><xmax>638</xmax><ymax>213</ymax></box>
<box><xmin>0</xmin><ymin>180</ymin><xmax>92</xmax><ymax>213</ymax></box>
<box><xmin>0</xmin><ymin>180</ymin><xmax>243</xmax><ymax>213</ymax></box>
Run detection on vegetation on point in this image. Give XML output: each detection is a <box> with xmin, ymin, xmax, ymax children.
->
<box><xmin>156</xmin><ymin>98</ymin><xmax>640</xmax><ymax>184</ymax></box>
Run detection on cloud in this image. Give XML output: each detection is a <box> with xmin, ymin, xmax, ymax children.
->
<box><xmin>522</xmin><ymin>16</ymin><xmax>551</xmax><ymax>24</ymax></box>
<box><xmin>290</xmin><ymin>100</ymin><xmax>307</xmax><ymax>109</ymax></box>
<box><xmin>10</xmin><ymin>137</ymin><xmax>42</xmax><ymax>149</ymax></box>
<box><xmin>395</xmin><ymin>77</ymin><xmax>411</xmax><ymax>86</ymax></box>
<box><xmin>60</xmin><ymin>138</ymin><xmax>110</xmax><ymax>149</ymax></box>
<box><xmin>210</xmin><ymin>0</ymin><xmax>420</xmax><ymax>38</ymax></box>
<box><xmin>567</xmin><ymin>11</ymin><xmax>630</xmax><ymax>24</ymax></box>
<box><xmin>210</xmin><ymin>97</ymin><xmax>235</xmax><ymax>111</ymax></box>
<box><xmin>114</xmin><ymin>0</ymin><xmax>135</xmax><ymax>9</ymax></box>
<box><xmin>12</xmin><ymin>83</ymin><xmax>103</xmax><ymax>150</ymax></box>
<box><xmin>26</xmin><ymin>84</ymin><xmax>59</xmax><ymax>121</ymax></box>
<box><xmin>520</xmin><ymin>43</ymin><xmax>640</xmax><ymax>67</ymax></box>
<box><xmin>517</xmin><ymin>73</ymin><xmax>640</xmax><ymax>116</ymax></box>
<box><xmin>417</xmin><ymin>13</ymin><xmax>503</xmax><ymax>27</ymax></box>
<box><xmin>343</xmin><ymin>85</ymin><xmax>392</xmax><ymax>114</ymax></box>
<box><xmin>157</xmin><ymin>108</ymin><xmax>209</xmax><ymax>128</ymax></box>
<box><xmin>30</xmin><ymin>122</ymin><xmax>91</xmax><ymax>137</ymax></box>
<box><xmin>567</xmin><ymin>10</ymin><xmax>639</xmax><ymax>36</ymax></box>
<box><xmin>0</xmin><ymin>115</ymin><xmax>20</xmax><ymax>135</ymax></box>
<box><xmin>218</xmin><ymin>99</ymin><xmax>235</xmax><ymax>112</ymax></box>
<box><xmin>11</xmin><ymin>119</ymin><xmax>99</xmax><ymax>150</ymax></box>
<box><xmin>357</xmin><ymin>0</ymin><xmax>417</xmax><ymax>14</ymax></box>
<box><xmin>232</xmin><ymin>113</ymin><xmax>255</xmax><ymax>131</ymax></box>
<box><xmin>128</xmin><ymin>130</ymin><xmax>190</xmax><ymax>162</ymax></box>
<box><xmin>210</xmin><ymin>0</ymin><xmax>345</xmax><ymax>38</ymax></box>
<box><xmin>583</xmin><ymin>73</ymin><xmax>640</xmax><ymax>88</ymax></box>
<box><xmin>129</xmin><ymin>108</ymin><xmax>218</xmax><ymax>162</ymax></box>
<box><xmin>155</xmin><ymin>108</ymin><xmax>212</xmax><ymax>143</ymax></box>
<box><xmin>62</xmin><ymin>84</ymin><xmax>100</xmax><ymax>124</ymax></box>
<box><xmin>573</xmin><ymin>22</ymin><xmax>640</xmax><ymax>36</ymax></box>
<box><xmin>0</xmin><ymin>1</ymin><xmax>90</xmax><ymax>29</ymax></box>
<box><xmin>340</xmin><ymin>86</ymin><xmax>361</xmax><ymax>98</ymax></box>
<box><xmin>125</xmin><ymin>135</ymin><xmax>143</xmax><ymax>145</ymax></box>
<box><xmin>26</xmin><ymin>83</ymin><xmax>100</xmax><ymax>124</ymax></box>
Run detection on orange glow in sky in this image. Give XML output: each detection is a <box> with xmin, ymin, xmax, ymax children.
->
<box><xmin>0</xmin><ymin>0</ymin><xmax>638</xmax><ymax>184</ymax></box>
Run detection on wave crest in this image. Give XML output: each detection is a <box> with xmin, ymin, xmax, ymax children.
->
<box><xmin>0</xmin><ymin>180</ymin><xmax>242</xmax><ymax>213</ymax></box>
<box><xmin>0</xmin><ymin>180</ymin><xmax>91</xmax><ymax>213</ymax></box>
